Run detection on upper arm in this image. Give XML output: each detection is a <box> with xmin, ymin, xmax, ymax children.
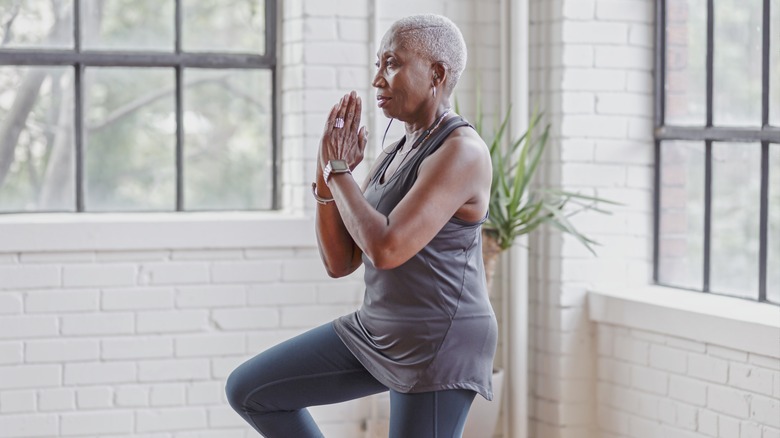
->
<box><xmin>369</xmin><ymin>134</ymin><xmax>491</xmax><ymax>269</ymax></box>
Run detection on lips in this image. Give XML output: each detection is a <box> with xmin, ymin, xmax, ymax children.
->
<box><xmin>376</xmin><ymin>95</ymin><xmax>391</xmax><ymax>108</ymax></box>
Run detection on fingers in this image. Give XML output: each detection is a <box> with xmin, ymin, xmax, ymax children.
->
<box><xmin>358</xmin><ymin>125</ymin><xmax>368</xmax><ymax>152</ymax></box>
<box><xmin>344</xmin><ymin>91</ymin><xmax>360</xmax><ymax>133</ymax></box>
<box><xmin>351</xmin><ymin>94</ymin><xmax>362</xmax><ymax>133</ymax></box>
<box><xmin>335</xmin><ymin>94</ymin><xmax>349</xmax><ymax>127</ymax></box>
<box><xmin>323</xmin><ymin>104</ymin><xmax>339</xmax><ymax>134</ymax></box>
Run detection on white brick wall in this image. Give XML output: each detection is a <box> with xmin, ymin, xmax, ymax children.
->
<box><xmin>596</xmin><ymin>324</ymin><xmax>780</xmax><ymax>438</ymax></box>
<box><xmin>0</xmin><ymin>1</ymin><xmax>503</xmax><ymax>436</ymax></box>
<box><xmin>0</xmin><ymin>246</ymin><xmax>364</xmax><ymax>436</ymax></box>
<box><xmin>528</xmin><ymin>7</ymin><xmax>778</xmax><ymax>438</ymax></box>
<box><xmin>2</xmin><ymin>1</ymin><xmax>774</xmax><ymax>437</ymax></box>
<box><xmin>528</xmin><ymin>0</ymin><xmax>656</xmax><ymax>436</ymax></box>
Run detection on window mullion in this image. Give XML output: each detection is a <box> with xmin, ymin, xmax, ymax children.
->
<box><xmin>758</xmin><ymin>142</ymin><xmax>769</xmax><ymax>301</ymax></box>
<box><xmin>703</xmin><ymin>141</ymin><xmax>712</xmax><ymax>292</ymax></box>
<box><xmin>761</xmin><ymin>0</ymin><xmax>770</xmax><ymax>126</ymax></box>
<box><xmin>175</xmin><ymin>0</ymin><xmax>184</xmax><ymax>211</ymax></box>
<box><xmin>75</xmin><ymin>65</ymin><xmax>85</xmax><ymax>212</ymax></box>
<box><xmin>175</xmin><ymin>67</ymin><xmax>184</xmax><ymax>212</ymax></box>
<box><xmin>652</xmin><ymin>0</ymin><xmax>666</xmax><ymax>276</ymax></box>
<box><xmin>702</xmin><ymin>0</ymin><xmax>714</xmax><ymax>292</ymax></box>
<box><xmin>653</xmin><ymin>140</ymin><xmax>661</xmax><ymax>283</ymax></box>
<box><xmin>268</xmin><ymin>0</ymin><xmax>279</xmax><ymax>210</ymax></box>
<box><xmin>655</xmin><ymin>0</ymin><xmax>666</xmax><ymax>128</ymax></box>
<box><xmin>74</xmin><ymin>0</ymin><xmax>84</xmax><ymax>212</ymax></box>
<box><xmin>758</xmin><ymin>0</ymin><xmax>770</xmax><ymax>301</ymax></box>
<box><xmin>705</xmin><ymin>0</ymin><xmax>714</xmax><ymax>128</ymax></box>
<box><xmin>175</xmin><ymin>0</ymin><xmax>183</xmax><ymax>54</ymax></box>
<box><xmin>266</xmin><ymin>0</ymin><xmax>277</xmax><ymax>61</ymax></box>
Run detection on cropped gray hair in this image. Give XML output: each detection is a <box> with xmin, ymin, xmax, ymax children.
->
<box><xmin>386</xmin><ymin>14</ymin><xmax>468</xmax><ymax>95</ymax></box>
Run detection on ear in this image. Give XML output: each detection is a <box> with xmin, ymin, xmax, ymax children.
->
<box><xmin>431</xmin><ymin>62</ymin><xmax>447</xmax><ymax>87</ymax></box>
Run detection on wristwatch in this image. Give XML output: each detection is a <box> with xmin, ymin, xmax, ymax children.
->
<box><xmin>323</xmin><ymin>159</ymin><xmax>350</xmax><ymax>185</ymax></box>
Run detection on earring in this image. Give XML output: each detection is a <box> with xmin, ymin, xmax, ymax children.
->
<box><xmin>432</xmin><ymin>85</ymin><xmax>436</xmax><ymax>98</ymax></box>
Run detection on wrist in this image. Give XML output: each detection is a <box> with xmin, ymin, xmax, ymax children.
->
<box><xmin>323</xmin><ymin>159</ymin><xmax>351</xmax><ymax>186</ymax></box>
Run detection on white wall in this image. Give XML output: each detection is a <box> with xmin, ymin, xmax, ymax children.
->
<box><xmin>0</xmin><ymin>243</ymin><xmax>364</xmax><ymax>437</ymax></box>
<box><xmin>590</xmin><ymin>287</ymin><xmax>780</xmax><ymax>438</ymax></box>
<box><xmin>2</xmin><ymin>0</ymin><xmax>778</xmax><ymax>437</ymax></box>
<box><xmin>0</xmin><ymin>0</ymin><xmax>504</xmax><ymax>437</ymax></box>
<box><xmin>528</xmin><ymin>0</ymin><xmax>655</xmax><ymax>436</ymax></box>
<box><xmin>527</xmin><ymin>1</ymin><xmax>779</xmax><ymax>438</ymax></box>
<box><xmin>596</xmin><ymin>325</ymin><xmax>780</xmax><ymax>438</ymax></box>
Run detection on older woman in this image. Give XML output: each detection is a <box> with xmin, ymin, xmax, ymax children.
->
<box><xmin>226</xmin><ymin>14</ymin><xmax>497</xmax><ymax>437</ymax></box>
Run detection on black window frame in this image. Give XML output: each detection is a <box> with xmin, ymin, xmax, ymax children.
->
<box><xmin>653</xmin><ymin>0</ymin><xmax>779</xmax><ymax>302</ymax></box>
<box><xmin>0</xmin><ymin>0</ymin><xmax>279</xmax><ymax>212</ymax></box>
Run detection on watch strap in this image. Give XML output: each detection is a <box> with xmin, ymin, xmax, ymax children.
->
<box><xmin>323</xmin><ymin>160</ymin><xmax>351</xmax><ymax>186</ymax></box>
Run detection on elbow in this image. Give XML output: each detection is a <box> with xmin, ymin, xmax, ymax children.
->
<box><xmin>323</xmin><ymin>262</ymin><xmax>354</xmax><ymax>279</ymax></box>
<box><xmin>365</xmin><ymin>238</ymin><xmax>403</xmax><ymax>271</ymax></box>
<box><xmin>371</xmin><ymin>256</ymin><xmax>401</xmax><ymax>271</ymax></box>
<box><xmin>326</xmin><ymin>269</ymin><xmax>345</xmax><ymax>278</ymax></box>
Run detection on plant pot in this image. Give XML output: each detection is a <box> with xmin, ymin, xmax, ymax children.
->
<box><xmin>463</xmin><ymin>368</ymin><xmax>505</xmax><ymax>438</ymax></box>
<box><xmin>482</xmin><ymin>230</ymin><xmax>502</xmax><ymax>293</ymax></box>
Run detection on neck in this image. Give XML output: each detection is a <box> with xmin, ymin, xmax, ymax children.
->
<box><xmin>403</xmin><ymin>101</ymin><xmax>452</xmax><ymax>147</ymax></box>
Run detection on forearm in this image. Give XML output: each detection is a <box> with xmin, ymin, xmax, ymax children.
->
<box><xmin>314</xmin><ymin>171</ymin><xmax>363</xmax><ymax>277</ymax></box>
<box><xmin>327</xmin><ymin>173</ymin><xmax>394</xmax><ymax>268</ymax></box>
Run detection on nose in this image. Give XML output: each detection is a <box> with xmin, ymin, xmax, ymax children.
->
<box><xmin>372</xmin><ymin>70</ymin><xmax>385</xmax><ymax>89</ymax></box>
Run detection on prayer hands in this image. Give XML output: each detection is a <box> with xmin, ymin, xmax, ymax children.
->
<box><xmin>319</xmin><ymin>91</ymin><xmax>368</xmax><ymax>171</ymax></box>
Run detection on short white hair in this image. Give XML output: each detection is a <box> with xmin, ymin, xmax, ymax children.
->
<box><xmin>386</xmin><ymin>14</ymin><xmax>467</xmax><ymax>95</ymax></box>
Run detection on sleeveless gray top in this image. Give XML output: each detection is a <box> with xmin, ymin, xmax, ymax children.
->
<box><xmin>332</xmin><ymin>116</ymin><xmax>498</xmax><ymax>400</ymax></box>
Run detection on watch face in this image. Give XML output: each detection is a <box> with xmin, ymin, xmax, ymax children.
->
<box><xmin>330</xmin><ymin>160</ymin><xmax>349</xmax><ymax>172</ymax></box>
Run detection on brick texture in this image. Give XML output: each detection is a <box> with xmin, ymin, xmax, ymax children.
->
<box><xmin>0</xmin><ymin>2</ymin><xmax>771</xmax><ymax>438</ymax></box>
<box><xmin>595</xmin><ymin>324</ymin><xmax>780</xmax><ymax>438</ymax></box>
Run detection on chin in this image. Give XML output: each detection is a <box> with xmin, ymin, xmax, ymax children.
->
<box><xmin>380</xmin><ymin>107</ymin><xmax>396</xmax><ymax>120</ymax></box>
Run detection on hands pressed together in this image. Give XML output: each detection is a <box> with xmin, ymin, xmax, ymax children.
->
<box><xmin>319</xmin><ymin>90</ymin><xmax>368</xmax><ymax>172</ymax></box>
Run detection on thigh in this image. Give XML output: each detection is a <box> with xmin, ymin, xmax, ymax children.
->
<box><xmin>226</xmin><ymin>322</ymin><xmax>387</xmax><ymax>412</ymax></box>
<box><xmin>389</xmin><ymin>389</ymin><xmax>476</xmax><ymax>438</ymax></box>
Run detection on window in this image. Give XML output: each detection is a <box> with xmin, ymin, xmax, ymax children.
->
<box><xmin>0</xmin><ymin>0</ymin><xmax>277</xmax><ymax>213</ymax></box>
<box><xmin>654</xmin><ymin>0</ymin><xmax>779</xmax><ymax>303</ymax></box>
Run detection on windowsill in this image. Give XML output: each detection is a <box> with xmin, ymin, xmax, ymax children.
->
<box><xmin>0</xmin><ymin>212</ymin><xmax>316</xmax><ymax>252</ymax></box>
<box><xmin>588</xmin><ymin>285</ymin><xmax>780</xmax><ymax>358</ymax></box>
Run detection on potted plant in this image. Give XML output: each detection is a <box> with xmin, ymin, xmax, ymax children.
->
<box><xmin>468</xmin><ymin>104</ymin><xmax>613</xmax><ymax>289</ymax></box>
<box><xmin>461</xmin><ymin>103</ymin><xmax>615</xmax><ymax>438</ymax></box>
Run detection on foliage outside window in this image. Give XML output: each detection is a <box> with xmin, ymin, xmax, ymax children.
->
<box><xmin>0</xmin><ymin>0</ymin><xmax>277</xmax><ymax>213</ymax></box>
<box><xmin>655</xmin><ymin>0</ymin><xmax>779</xmax><ymax>303</ymax></box>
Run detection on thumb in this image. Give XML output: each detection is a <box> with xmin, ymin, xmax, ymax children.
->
<box><xmin>358</xmin><ymin>126</ymin><xmax>368</xmax><ymax>151</ymax></box>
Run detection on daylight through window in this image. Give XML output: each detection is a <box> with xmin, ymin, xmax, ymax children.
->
<box><xmin>0</xmin><ymin>0</ymin><xmax>277</xmax><ymax>212</ymax></box>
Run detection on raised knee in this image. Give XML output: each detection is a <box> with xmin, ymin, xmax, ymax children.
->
<box><xmin>225</xmin><ymin>369</ymin><xmax>249</xmax><ymax>413</ymax></box>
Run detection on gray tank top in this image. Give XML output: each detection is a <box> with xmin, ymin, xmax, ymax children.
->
<box><xmin>332</xmin><ymin>116</ymin><xmax>498</xmax><ymax>400</ymax></box>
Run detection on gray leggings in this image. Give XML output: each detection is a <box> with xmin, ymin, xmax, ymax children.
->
<box><xmin>225</xmin><ymin>322</ymin><xmax>476</xmax><ymax>437</ymax></box>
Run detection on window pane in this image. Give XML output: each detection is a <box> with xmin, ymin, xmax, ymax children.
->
<box><xmin>84</xmin><ymin>68</ymin><xmax>175</xmax><ymax>211</ymax></box>
<box><xmin>0</xmin><ymin>66</ymin><xmax>75</xmax><ymax>212</ymax></box>
<box><xmin>710</xmin><ymin>143</ymin><xmax>761</xmax><ymax>298</ymax></box>
<box><xmin>712</xmin><ymin>0</ymin><xmax>763</xmax><ymax>126</ymax></box>
<box><xmin>183</xmin><ymin>0</ymin><xmax>266</xmax><ymax>54</ymax></box>
<box><xmin>183</xmin><ymin>69</ymin><xmax>273</xmax><ymax>210</ymax></box>
<box><xmin>0</xmin><ymin>0</ymin><xmax>74</xmax><ymax>49</ymax></box>
<box><xmin>665</xmin><ymin>0</ymin><xmax>707</xmax><ymax>125</ymax></box>
<box><xmin>81</xmin><ymin>0</ymin><xmax>174</xmax><ymax>51</ymax></box>
<box><xmin>771</xmin><ymin>0</ymin><xmax>780</xmax><ymax>126</ymax></box>
<box><xmin>658</xmin><ymin>141</ymin><xmax>705</xmax><ymax>289</ymax></box>
<box><xmin>768</xmin><ymin>145</ymin><xmax>780</xmax><ymax>303</ymax></box>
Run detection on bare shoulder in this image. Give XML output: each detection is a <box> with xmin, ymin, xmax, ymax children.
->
<box><xmin>415</xmin><ymin>122</ymin><xmax>491</xmax><ymax>221</ymax></box>
<box><xmin>425</xmin><ymin>124</ymin><xmax>490</xmax><ymax>170</ymax></box>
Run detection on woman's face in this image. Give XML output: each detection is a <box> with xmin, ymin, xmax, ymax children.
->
<box><xmin>372</xmin><ymin>32</ymin><xmax>433</xmax><ymax>122</ymax></box>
